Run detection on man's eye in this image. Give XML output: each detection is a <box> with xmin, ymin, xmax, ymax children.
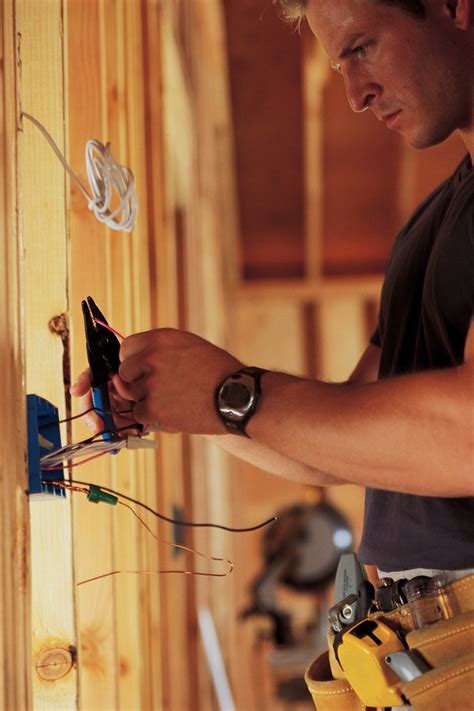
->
<box><xmin>353</xmin><ymin>44</ymin><xmax>369</xmax><ymax>58</ymax></box>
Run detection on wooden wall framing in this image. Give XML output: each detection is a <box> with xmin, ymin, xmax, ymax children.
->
<box><xmin>0</xmin><ymin>2</ymin><xmax>30</xmax><ymax>709</ymax></box>
<box><xmin>1</xmin><ymin>1</ymin><xmax>240</xmax><ymax>709</ymax></box>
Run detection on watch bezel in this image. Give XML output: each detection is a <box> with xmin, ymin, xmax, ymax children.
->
<box><xmin>216</xmin><ymin>367</ymin><xmax>268</xmax><ymax>436</ymax></box>
<box><xmin>217</xmin><ymin>373</ymin><xmax>258</xmax><ymax>422</ymax></box>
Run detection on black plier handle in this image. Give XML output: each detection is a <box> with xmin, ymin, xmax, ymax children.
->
<box><xmin>81</xmin><ymin>296</ymin><xmax>121</xmax><ymax>442</ymax></box>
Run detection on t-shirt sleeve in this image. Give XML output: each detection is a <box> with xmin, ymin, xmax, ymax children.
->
<box><xmin>370</xmin><ymin>327</ymin><xmax>381</xmax><ymax>348</ymax></box>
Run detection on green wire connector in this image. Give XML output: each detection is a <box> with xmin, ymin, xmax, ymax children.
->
<box><xmin>87</xmin><ymin>485</ymin><xmax>118</xmax><ymax>506</ymax></box>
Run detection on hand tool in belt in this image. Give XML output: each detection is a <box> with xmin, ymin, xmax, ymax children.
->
<box><xmin>329</xmin><ymin>553</ymin><xmax>374</xmax><ymax>633</ymax></box>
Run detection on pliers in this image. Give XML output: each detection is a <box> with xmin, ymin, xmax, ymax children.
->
<box><xmin>81</xmin><ymin>296</ymin><xmax>121</xmax><ymax>443</ymax></box>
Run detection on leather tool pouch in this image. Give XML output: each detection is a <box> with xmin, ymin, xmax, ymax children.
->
<box><xmin>305</xmin><ymin>605</ymin><xmax>474</xmax><ymax>710</ymax></box>
<box><xmin>305</xmin><ymin>650</ymin><xmax>371</xmax><ymax>711</ymax></box>
<box><xmin>399</xmin><ymin>609</ymin><xmax>474</xmax><ymax>710</ymax></box>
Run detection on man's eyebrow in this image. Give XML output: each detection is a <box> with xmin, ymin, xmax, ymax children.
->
<box><xmin>338</xmin><ymin>32</ymin><xmax>366</xmax><ymax>60</ymax></box>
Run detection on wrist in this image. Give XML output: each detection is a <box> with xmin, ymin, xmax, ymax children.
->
<box><xmin>245</xmin><ymin>371</ymin><xmax>301</xmax><ymax>439</ymax></box>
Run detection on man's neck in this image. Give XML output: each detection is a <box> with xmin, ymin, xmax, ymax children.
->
<box><xmin>458</xmin><ymin>125</ymin><xmax>473</xmax><ymax>164</ymax></box>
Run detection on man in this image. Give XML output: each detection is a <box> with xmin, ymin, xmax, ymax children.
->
<box><xmin>72</xmin><ymin>0</ymin><xmax>473</xmax><ymax>705</ymax></box>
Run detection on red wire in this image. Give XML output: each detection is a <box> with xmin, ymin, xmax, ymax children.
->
<box><xmin>94</xmin><ymin>318</ymin><xmax>125</xmax><ymax>341</ymax></box>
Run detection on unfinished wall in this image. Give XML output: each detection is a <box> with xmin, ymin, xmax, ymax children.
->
<box><xmin>1</xmin><ymin>1</ymin><xmax>239</xmax><ymax>709</ymax></box>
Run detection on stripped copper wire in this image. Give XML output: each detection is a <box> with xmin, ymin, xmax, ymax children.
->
<box><xmin>49</xmin><ymin>481</ymin><xmax>234</xmax><ymax>586</ymax></box>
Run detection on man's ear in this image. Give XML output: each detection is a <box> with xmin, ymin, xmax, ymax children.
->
<box><xmin>445</xmin><ymin>0</ymin><xmax>472</xmax><ymax>29</ymax></box>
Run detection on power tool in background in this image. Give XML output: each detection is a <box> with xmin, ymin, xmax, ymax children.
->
<box><xmin>239</xmin><ymin>498</ymin><xmax>353</xmax><ymax>703</ymax></box>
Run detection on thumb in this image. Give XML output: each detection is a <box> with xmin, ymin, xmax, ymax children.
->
<box><xmin>70</xmin><ymin>368</ymin><xmax>92</xmax><ymax>396</ymax></box>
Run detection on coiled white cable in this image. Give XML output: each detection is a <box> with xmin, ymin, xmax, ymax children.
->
<box><xmin>22</xmin><ymin>112</ymin><xmax>138</xmax><ymax>233</ymax></box>
<box><xmin>85</xmin><ymin>140</ymin><xmax>137</xmax><ymax>232</ymax></box>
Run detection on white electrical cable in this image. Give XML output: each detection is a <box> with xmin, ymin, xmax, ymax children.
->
<box><xmin>85</xmin><ymin>140</ymin><xmax>137</xmax><ymax>232</ymax></box>
<box><xmin>40</xmin><ymin>439</ymin><xmax>127</xmax><ymax>467</ymax></box>
<box><xmin>21</xmin><ymin>112</ymin><xmax>138</xmax><ymax>233</ymax></box>
<box><xmin>39</xmin><ymin>433</ymin><xmax>158</xmax><ymax>467</ymax></box>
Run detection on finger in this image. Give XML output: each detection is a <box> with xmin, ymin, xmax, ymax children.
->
<box><xmin>76</xmin><ymin>392</ymin><xmax>104</xmax><ymax>434</ymax></box>
<box><xmin>111</xmin><ymin>373</ymin><xmax>136</xmax><ymax>401</ymax></box>
<box><xmin>83</xmin><ymin>411</ymin><xmax>104</xmax><ymax>434</ymax></box>
<box><xmin>132</xmin><ymin>399</ymin><xmax>151</xmax><ymax>425</ymax></box>
<box><xmin>70</xmin><ymin>368</ymin><xmax>92</xmax><ymax>396</ymax></box>
<box><xmin>109</xmin><ymin>386</ymin><xmax>135</xmax><ymax>413</ymax></box>
<box><xmin>132</xmin><ymin>401</ymin><xmax>177</xmax><ymax>434</ymax></box>
<box><xmin>119</xmin><ymin>354</ymin><xmax>149</xmax><ymax>383</ymax></box>
<box><xmin>120</xmin><ymin>332</ymin><xmax>153</xmax><ymax>361</ymax></box>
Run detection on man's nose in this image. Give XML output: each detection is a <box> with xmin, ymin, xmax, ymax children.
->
<box><xmin>343</xmin><ymin>69</ymin><xmax>379</xmax><ymax>113</ymax></box>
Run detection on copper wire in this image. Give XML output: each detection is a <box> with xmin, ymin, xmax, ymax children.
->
<box><xmin>49</xmin><ymin>481</ymin><xmax>234</xmax><ymax>586</ymax></box>
<box><xmin>76</xmin><ymin>499</ymin><xmax>234</xmax><ymax>585</ymax></box>
<box><xmin>52</xmin><ymin>482</ymin><xmax>90</xmax><ymax>496</ymax></box>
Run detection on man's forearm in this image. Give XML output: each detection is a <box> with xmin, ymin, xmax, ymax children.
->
<box><xmin>247</xmin><ymin>366</ymin><xmax>473</xmax><ymax>497</ymax></box>
<box><xmin>205</xmin><ymin>434</ymin><xmax>348</xmax><ymax>486</ymax></box>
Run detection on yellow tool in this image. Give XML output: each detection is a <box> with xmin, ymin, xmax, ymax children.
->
<box><xmin>334</xmin><ymin>617</ymin><xmax>406</xmax><ymax>707</ymax></box>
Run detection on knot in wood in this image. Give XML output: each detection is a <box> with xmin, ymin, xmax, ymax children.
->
<box><xmin>35</xmin><ymin>647</ymin><xmax>73</xmax><ymax>681</ymax></box>
<box><xmin>48</xmin><ymin>314</ymin><xmax>69</xmax><ymax>338</ymax></box>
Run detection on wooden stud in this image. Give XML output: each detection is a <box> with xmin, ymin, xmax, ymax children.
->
<box><xmin>67</xmin><ymin>0</ymin><xmax>118</xmax><ymax>707</ymax></box>
<box><xmin>0</xmin><ymin>3</ymin><xmax>31</xmax><ymax>708</ymax></box>
<box><xmin>16</xmin><ymin>0</ymin><xmax>78</xmax><ymax>708</ymax></box>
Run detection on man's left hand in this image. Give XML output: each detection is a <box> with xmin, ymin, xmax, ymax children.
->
<box><xmin>112</xmin><ymin>328</ymin><xmax>243</xmax><ymax>434</ymax></box>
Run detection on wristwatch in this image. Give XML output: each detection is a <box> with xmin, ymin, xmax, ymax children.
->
<box><xmin>215</xmin><ymin>367</ymin><xmax>268</xmax><ymax>437</ymax></box>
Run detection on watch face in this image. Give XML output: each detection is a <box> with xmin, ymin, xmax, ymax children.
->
<box><xmin>218</xmin><ymin>373</ymin><xmax>258</xmax><ymax>423</ymax></box>
<box><xmin>221</xmin><ymin>382</ymin><xmax>252</xmax><ymax>409</ymax></box>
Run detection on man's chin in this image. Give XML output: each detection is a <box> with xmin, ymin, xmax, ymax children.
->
<box><xmin>402</xmin><ymin>125</ymin><xmax>454</xmax><ymax>150</ymax></box>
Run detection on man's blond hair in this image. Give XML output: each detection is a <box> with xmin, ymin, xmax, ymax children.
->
<box><xmin>273</xmin><ymin>0</ymin><xmax>307</xmax><ymax>29</ymax></box>
<box><xmin>273</xmin><ymin>0</ymin><xmax>425</xmax><ymax>27</ymax></box>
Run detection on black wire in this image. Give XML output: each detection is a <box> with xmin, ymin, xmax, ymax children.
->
<box><xmin>40</xmin><ymin>406</ymin><xmax>136</xmax><ymax>429</ymax></box>
<box><xmin>68</xmin><ymin>478</ymin><xmax>277</xmax><ymax>533</ymax></box>
<box><xmin>60</xmin><ymin>423</ymin><xmax>142</xmax><ymax>449</ymax></box>
<box><xmin>84</xmin><ymin>423</ymin><xmax>142</xmax><ymax>445</ymax></box>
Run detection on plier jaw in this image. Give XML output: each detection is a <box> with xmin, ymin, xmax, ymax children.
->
<box><xmin>82</xmin><ymin>296</ymin><xmax>121</xmax><ymax>387</ymax></box>
<box><xmin>81</xmin><ymin>296</ymin><xmax>121</xmax><ymax>442</ymax></box>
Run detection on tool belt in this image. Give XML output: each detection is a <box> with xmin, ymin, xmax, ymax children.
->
<box><xmin>305</xmin><ymin>572</ymin><xmax>474</xmax><ymax>710</ymax></box>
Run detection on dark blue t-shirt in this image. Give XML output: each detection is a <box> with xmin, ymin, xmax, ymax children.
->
<box><xmin>358</xmin><ymin>154</ymin><xmax>474</xmax><ymax>571</ymax></box>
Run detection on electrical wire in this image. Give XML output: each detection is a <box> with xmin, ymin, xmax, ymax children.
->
<box><xmin>41</xmin><ymin>448</ymin><xmax>121</xmax><ymax>471</ymax></box>
<box><xmin>21</xmin><ymin>112</ymin><xmax>137</xmax><ymax>232</ymax></box>
<box><xmin>85</xmin><ymin>140</ymin><xmax>137</xmax><ymax>232</ymax></box>
<box><xmin>80</xmin><ymin>502</ymin><xmax>234</xmax><ymax>585</ymax></box>
<box><xmin>50</xmin><ymin>481</ymin><xmax>233</xmax><ymax>586</ymax></box>
<box><xmin>68</xmin><ymin>478</ymin><xmax>277</xmax><ymax>533</ymax></box>
<box><xmin>39</xmin><ymin>422</ymin><xmax>145</xmax><ymax>468</ymax></box>
<box><xmin>94</xmin><ymin>318</ymin><xmax>125</xmax><ymax>341</ymax></box>
<box><xmin>40</xmin><ymin>406</ymin><xmax>136</xmax><ymax>429</ymax></box>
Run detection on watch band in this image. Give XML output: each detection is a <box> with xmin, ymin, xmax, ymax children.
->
<box><xmin>216</xmin><ymin>366</ymin><xmax>268</xmax><ymax>437</ymax></box>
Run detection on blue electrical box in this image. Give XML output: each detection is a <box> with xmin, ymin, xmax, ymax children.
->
<box><xmin>27</xmin><ymin>394</ymin><xmax>66</xmax><ymax>499</ymax></box>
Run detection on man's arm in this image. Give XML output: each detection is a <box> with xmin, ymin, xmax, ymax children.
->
<box><xmin>248</xmin><ymin>325</ymin><xmax>474</xmax><ymax>497</ymax></box>
<box><xmin>115</xmin><ymin>324</ymin><xmax>473</xmax><ymax>498</ymax></box>
<box><xmin>209</xmin><ymin>344</ymin><xmax>381</xmax><ymax>486</ymax></box>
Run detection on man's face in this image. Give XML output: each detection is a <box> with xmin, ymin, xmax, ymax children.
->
<box><xmin>306</xmin><ymin>0</ymin><xmax>471</xmax><ymax>149</ymax></box>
